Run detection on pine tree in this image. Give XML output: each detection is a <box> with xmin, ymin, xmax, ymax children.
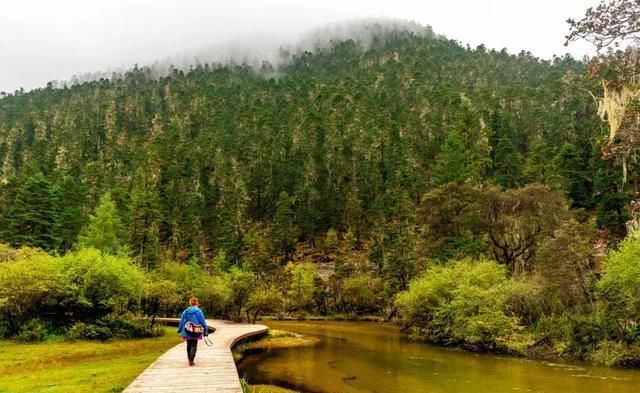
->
<box><xmin>78</xmin><ymin>192</ymin><xmax>125</xmax><ymax>254</ymax></box>
<box><xmin>593</xmin><ymin>155</ymin><xmax>630</xmax><ymax>238</ymax></box>
<box><xmin>432</xmin><ymin>131</ymin><xmax>471</xmax><ymax>186</ymax></box>
<box><xmin>555</xmin><ymin>143</ymin><xmax>591</xmax><ymax>209</ymax></box>
<box><xmin>128</xmin><ymin>168</ymin><xmax>161</xmax><ymax>270</ymax></box>
<box><xmin>6</xmin><ymin>172</ymin><xmax>60</xmax><ymax>250</ymax></box>
<box><xmin>493</xmin><ymin>132</ymin><xmax>523</xmax><ymax>188</ymax></box>
<box><xmin>55</xmin><ymin>174</ymin><xmax>88</xmax><ymax>252</ymax></box>
<box><xmin>523</xmin><ymin>139</ymin><xmax>564</xmax><ymax>190</ymax></box>
<box><xmin>269</xmin><ymin>191</ymin><xmax>297</xmax><ymax>262</ymax></box>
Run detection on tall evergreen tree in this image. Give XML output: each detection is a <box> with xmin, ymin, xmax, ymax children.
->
<box><xmin>269</xmin><ymin>191</ymin><xmax>297</xmax><ymax>262</ymax></box>
<box><xmin>128</xmin><ymin>168</ymin><xmax>161</xmax><ymax>269</ymax></box>
<box><xmin>493</xmin><ymin>132</ymin><xmax>523</xmax><ymax>188</ymax></box>
<box><xmin>432</xmin><ymin>131</ymin><xmax>471</xmax><ymax>186</ymax></box>
<box><xmin>54</xmin><ymin>174</ymin><xmax>88</xmax><ymax>252</ymax></box>
<box><xmin>6</xmin><ymin>172</ymin><xmax>60</xmax><ymax>251</ymax></box>
<box><xmin>523</xmin><ymin>139</ymin><xmax>564</xmax><ymax>190</ymax></box>
<box><xmin>77</xmin><ymin>192</ymin><xmax>125</xmax><ymax>254</ymax></box>
<box><xmin>555</xmin><ymin>143</ymin><xmax>591</xmax><ymax>209</ymax></box>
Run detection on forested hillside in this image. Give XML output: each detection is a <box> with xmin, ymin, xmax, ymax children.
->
<box><xmin>1</xmin><ymin>28</ymin><xmax>639</xmax><ymax>365</ymax></box>
<box><xmin>0</xmin><ymin>32</ymin><xmax>621</xmax><ymax>257</ymax></box>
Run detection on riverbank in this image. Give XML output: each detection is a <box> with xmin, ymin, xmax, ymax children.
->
<box><xmin>239</xmin><ymin>320</ymin><xmax>640</xmax><ymax>393</ymax></box>
<box><xmin>0</xmin><ymin>327</ymin><xmax>180</xmax><ymax>393</ymax></box>
<box><xmin>234</xmin><ymin>329</ymin><xmax>319</xmax><ymax>393</ymax></box>
<box><xmin>259</xmin><ymin>315</ymin><xmax>640</xmax><ymax>368</ymax></box>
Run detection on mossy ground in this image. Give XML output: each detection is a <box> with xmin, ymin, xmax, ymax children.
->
<box><xmin>249</xmin><ymin>384</ymin><xmax>300</xmax><ymax>393</ymax></box>
<box><xmin>235</xmin><ymin>329</ymin><xmax>318</xmax><ymax>393</ymax></box>
<box><xmin>0</xmin><ymin>326</ymin><xmax>180</xmax><ymax>393</ymax></box>
<box><xmin>233</xmin><ymin>329</ymin><xmax>319</xmax><ymax>361</ymax></box>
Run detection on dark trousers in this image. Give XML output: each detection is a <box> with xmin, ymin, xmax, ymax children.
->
<box><xmin>186</xmin><ymin>339</ymin><xmax>198</xmax><ymax>361</ymax></box>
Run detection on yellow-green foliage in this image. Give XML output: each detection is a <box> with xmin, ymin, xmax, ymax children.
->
<box><xmin>0</xmin><ymin>327</ymin><xmax>180</xmax><ymax>393</ymax></box>
<box><xmin>598</xmin><ymin>236</ymin><xmax>640</xmax><ymax>324</ymax></box>
<box><xmin>248</xmin><ymin>329</ymin><xmax>320</xmax><ymax>350</ymax></box>
<box><xmin>285</xmin><ymin>262</ymin><xmax>316</xmax><ymax>311</ymax></box>
<box><xmin>0</xmin><ymin>246</ymin><xmax>146</xmax><ymax>336</ymax></box>
<box><xmin>396</xmin><ymin>258</ymin><xmax>521</xmax><ymax>348</ymax></box>
<box><xmin>233</xmin><ymin>330</ymin><xmax>319</xmax><ymax>361</ymax></box>
<box><xmin>250</xmin><ymin>385</ymin><xmax>300</xmax><ymax>393</ymax></box>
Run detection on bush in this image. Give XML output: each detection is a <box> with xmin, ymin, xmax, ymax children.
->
<box><xmin>60</xmin><ymin>248</ymin><xmax>145</xmax><ymax>318</ymax></box>
<box><xmin>590</xmin><ymin>341</ymin><xmax>640</xmax><ymax>368</ymax></box>
<box><xmin>0</xmin><ymin>249</ymin><xmax>61</xmax><ymax>335</ymax></box>
<box><xmin>15</xmin><ymin>319</ymin><xmax>47</xmax><ymax>343</ymax></box>
<box><xmin>565</xmin><ymin>314</ymin><xmax>606</xmax><ymax>359</ymax></box>
<box><xmin>106</xmin><ymin>316</ymin><xmax>164</xmax><ymax>339</ymax></box>
<box><xmin>396</xmin><ymin>258</ymin><xmax>521</xmax><ymax>350</ymax></box>
<box><xmin>285</xmin><ymin>262</ymin><xmax>316</xmax><ymax>312</ymax></box>
<box><xmin>68</xmin><ymin>322</ymin><xmax>113</xmax><ymax>341</ymax></box>
<box><xmin>597</xmin><ymin>235</ymin><xmax>640</xmax><ymax>341</ymax></box>
<box><xmin>341</xmin><ymin>276</ymin><xmax>376</xmax><ymax>313</ymax></box>
<box><xmin>247</xmin><ymin>285</ymin><xmax>284</xmax><ymax>323</ymax></box>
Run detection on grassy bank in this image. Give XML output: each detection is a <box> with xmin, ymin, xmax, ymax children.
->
<box><xmin>235</xmin><ymin>330</ymin><xmax>318</xmax><ymax>393</ymax></box>
<box><xmin>233</xmin><ymin>329</ymin><xmax>319</xmax><ymax>362</ymax></box>
<box><xmin>0</xmin><ymin>327</ymin><xmax>180</xmax><ymax>393</ymax></box>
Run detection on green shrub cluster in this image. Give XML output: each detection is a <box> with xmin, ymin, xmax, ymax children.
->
<box><xmin>396</xmin><ymin>259</ymin><xmax>522</xmax><ymax>350</ymax></box>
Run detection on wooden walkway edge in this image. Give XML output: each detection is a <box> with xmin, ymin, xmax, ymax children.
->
<box><xmin>123</xmin><ymin>318</ymin><xmax>268</xmax><ymax>393</ymax></box>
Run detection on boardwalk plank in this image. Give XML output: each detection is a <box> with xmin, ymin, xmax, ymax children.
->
<box><xmin>124</xmin><ymin>319</ymin><xmax>268</xmax><ymax>393</ymax></box>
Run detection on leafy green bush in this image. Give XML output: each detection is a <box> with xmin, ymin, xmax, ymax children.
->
<box><xmin>597</xmin><ymin>235</ymin><xmax>640</xmax><ymax>341</ymax></box>
<box><xmin>15</xmin><ymin>319</ymin><xmax>47</xmax><ymax>343</ymax></box>
<box><xmin>106</xmin><ymin>316</ymin><xmax>163</xmax><ymax>339</ymax></box>
<box><xmin>247</xmin><ymin>285</ymin><xmax>284</xmax><ymax>323</ymax></box>
<box><xmin>590</xmin><ymin>341</ymin><xmax>640</xmax><ymax>368</ymax></box>
<box><xmin>0</xmin><ymin>249</ymin><xmax>61</xmax><ymax>335</ymax></box>
<box><xmin>285</xmin><ymin>262</ymin><xmax>316</xmax><ymax>312</ymax></box>
<box><xmin>564</xmin><ymin>314</ymin><xmax>606</xmax><ymax>359</ymax></box>
<box><xmin>396</xmin><ymin>258</ymin><xmax>521</xmax><ymax>350</ymax></box>
<box><xmin>68</xmin><ymin>322</ymin><xmax>113</xmax><ymax>341</ymax></box>
<box><xmin>59</xmin><ymin>248</ymin><xmax>145</xmax><ymax>318</ymax></box>
<box><xmin>341</xmin><ymin>276</ymin><xmax>376</xmax><ymax>313</ymax></box>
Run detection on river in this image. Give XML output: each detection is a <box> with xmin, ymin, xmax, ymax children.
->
<box><xmin>237</xmin><ymin>320</ymin><xmax>640</xmax><ymax>393</ymax></box>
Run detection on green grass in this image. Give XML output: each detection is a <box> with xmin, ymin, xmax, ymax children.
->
<box><xmin>233</xmin><ymin>329</ymin><xmax>319</xmax><ymax>361</ymax></box>
<box><xmin>0</xmin><ymin>327</ymin><xmax>181</xmax><ymax>393</ymax></box>
<box><xmin>249</xmin><ymin>385</ymin><xmax>300</xmax><ymax>393</ymax></box>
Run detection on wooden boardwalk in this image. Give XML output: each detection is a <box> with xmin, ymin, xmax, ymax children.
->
<box><xmin>124</xmin><ymin>319</ymin><xmax>268</xmax><ymax>393</ymax></box>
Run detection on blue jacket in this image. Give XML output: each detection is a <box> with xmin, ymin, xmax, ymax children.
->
<box><xmin>177</xmin><ymin>306</ymin><xmax>208</xmax><ymax>339</ymax></box>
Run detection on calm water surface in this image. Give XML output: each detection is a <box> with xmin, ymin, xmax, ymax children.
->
<box><xmin>238</xmin><ymin>321</ymin><xmax>640</xmax><ymax>393</ymax></box>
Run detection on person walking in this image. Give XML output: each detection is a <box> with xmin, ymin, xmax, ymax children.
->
<box><xmin>177</xmin><ymin>297</ymin><xmax>209</xmax><ymax>366</ymax></box>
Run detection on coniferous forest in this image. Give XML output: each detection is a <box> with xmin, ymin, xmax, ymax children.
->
<box><xmin>2</xmin><ymin>21</ymin><xmax>640</xmax><ymax>367</ymax></box>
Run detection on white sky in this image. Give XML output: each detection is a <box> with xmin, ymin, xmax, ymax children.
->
<box><xmin>0</xmin><ymin>0</ymin><xmax>600</xmax><ymax>92</ymax></box>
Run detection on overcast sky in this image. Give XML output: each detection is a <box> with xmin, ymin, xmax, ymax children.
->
<box><xmin>0</xmin><ymin>0</ymin><xmax>600</xmax><ymax>92</ymax></box>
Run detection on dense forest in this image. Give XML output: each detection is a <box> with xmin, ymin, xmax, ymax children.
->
<box><xmin>1</xmin><ymin>25</ymin><xmax>640</xmax><ymax>366</ymax></box>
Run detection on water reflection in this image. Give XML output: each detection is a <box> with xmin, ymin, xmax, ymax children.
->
<box><xmin>238</xmin><ymin>321</ymin><xmax>639</xmax><ymax>393</ymax></box>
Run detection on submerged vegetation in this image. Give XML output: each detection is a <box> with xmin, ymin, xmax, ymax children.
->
<box><xmin>1</xmin><ymin>5</ymin><xmax>640</xmax><ymax>370</ymax></box>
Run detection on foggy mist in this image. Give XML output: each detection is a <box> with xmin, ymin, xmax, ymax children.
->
<box><xmin>1</xmin><ymin>0</ymin><xmax>599</xmax><ymax>93</ymax></box>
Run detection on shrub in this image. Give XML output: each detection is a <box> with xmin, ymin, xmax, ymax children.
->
<box><xmin>565</xmin><ymin>314</ymin><xmax>606</xmax><ymax>359</ymax></box>
<box><xmin>247</xmin><ymin>285</ymin><xmax>284</xmax><ymax>323</ymax></box>
<box><xmin>396</xmin><ymin>258</ymin><xmax>521</xmax><ymax>350</ymax></box>
<box><xmin>0</xmin><ymin>249</ymin><xmax>61</xmax><ymax>334</ymax></box>
<box><xmin>59</xmin><ymin>248</ymin><xmax>145</xmax><ymax>318</ymax></box>
<box><xmin>285</xmin><ymin>262</ymin><xmax>316</xmax><ymax>312</ymax></box>
<box><xmin>195</xmin><ymin>274</ymin><xmax>232</xmax><ymax>318</ymax></box>
<box><xmin>68</xmin><ymin>322</ymin><xmax>113</xmax><ymax>341</ymax></box>
<box><xmin>341</xmin><ymin>276</ymin><xmax>376</xmax><ymax>313</ymax></box>
<box><xmin>597</xmin><ymin>235</ymin><xmax>640</xmax><ymax>341</ymax></box>
<box><xmin>15</xmin><ymin>319</ymin><xmax>47</xmax><ymax>343</ymax></box>
<box><xmin>590</xmin><ymin>341</ymin><xmax>640</xmax><ymax>368</ymax></box>
<box><xmin>105</xmin><ymin>316</ymin><xmax>164</xmax><ymax>339</ymax></box>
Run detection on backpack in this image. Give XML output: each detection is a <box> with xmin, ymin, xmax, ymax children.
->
<box><xmin>184</xmin><ymin>321</ymin><xmax>205</xmax><ymax>338</ymax></box>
